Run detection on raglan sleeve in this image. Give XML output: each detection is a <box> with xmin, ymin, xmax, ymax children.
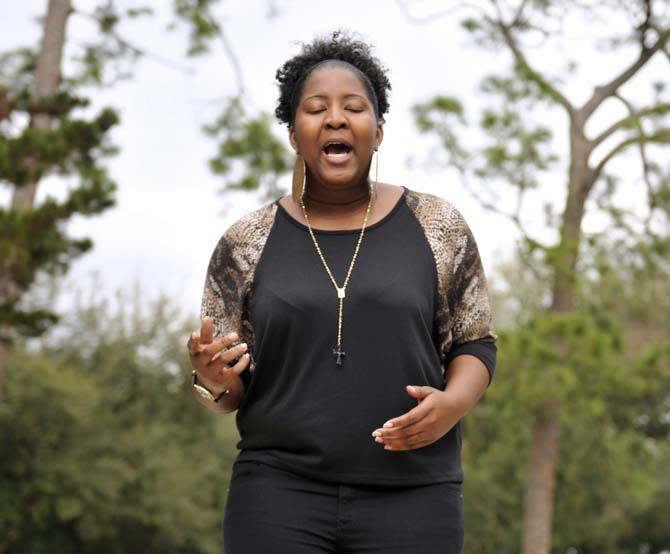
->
<box><xmin>443</xmin><ymin>211</ymin><xmax>497</xmax><ymax>384</ymax></box>
<box><xmin>200</xmin><ymin>230</ymin><xmax>254</xmax><ymax>389</ymax></box>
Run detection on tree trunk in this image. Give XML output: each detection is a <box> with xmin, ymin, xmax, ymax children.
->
<box><xmin>521</xmin><ymin>400</ymin><xmax>560</xmax><ymax>554</ymax></box>
<box><xmin>520</xmin><ymin>124</ymin><xmax>593</xmax><ymax>554</ymax></box>
<box><xmin>0</xmin><ymin>336</ymin><xmax>8</xmax><ymax>400</ymax></box>
<box><xmin>0</xmin><ymin>0</ymin><xmax>71</xmax><ymax>397</ymax></box>
<box><xmin>11</xmin><ymin>0</ymin><xmax>70</xmax><ymax>211</ymax></box>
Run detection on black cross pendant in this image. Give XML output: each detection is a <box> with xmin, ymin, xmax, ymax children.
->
<box><xmin>332</xmin><ymin>345</ymin><xmax>346</xmax><ymax>366</ymax></box>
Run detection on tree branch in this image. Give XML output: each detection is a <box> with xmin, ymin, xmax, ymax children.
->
<box><xmin>511</xmin><ymin>0</ymin><xmax>530</xmax><ymax>27</ymax></box>
<box><xmin>109</xmin><ymin>32</ymin><xmax>195</xmax><ymax>75</ymax></box>
<box><xmin>492</xmin><ymin>3</ymin><xmax>576</xmax><ymax>118</ymax></box>
<box><xmin>183</xmin><ymin>7</ymin><xmax>246</xmax><ymax>100</ymax></box>
<box><xmin>579</xmin><ymin>27</ymin><xmax>670</xmax><ymax>121</ymax></box>
<box><xmin>72</xmin><ymin>9</ymin><xmax>195</xmax><ymax>75</ymax></box>
<box><xmin>661</xmin><ymin>43</ymin><xmax>670</xmax><ymax>63</ymax></box>
<box><xmin>456</xmin><ymin>169</ymin><xmax>549</xmax><ymax>284</ymax></box>
<box><xmin>590</xmin><ymin>102</ymin><xmax>670</xmax><ymax>148</ymax></box>
<box><xmin>455</xmin><ymin>167</ymin><xmax>543</xmax><ymax>252</ymax></box>
<box><xmin>592</xmin><ymin>130</ymin><xmax>670</xmax><ymax>183</ymax></box>
<box><xmin>613</xmin><ymin>93</ymin><xmax>663</xmax><ymax>232</ymax></box>
<box><xmin>218</xmin><ymin>25</ymin><xmax>245</xmax><ymax>97</ymax></box>
<box><xmin>394</xmin><ymin>0</ymin><xmax>486</xmax><ymax>25</ymax></box>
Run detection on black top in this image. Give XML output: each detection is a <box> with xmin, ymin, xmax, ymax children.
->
<box><xmin>233</xmin><ymin>187</ymin><xmax>495</xmax><ymax>486</ymax></box>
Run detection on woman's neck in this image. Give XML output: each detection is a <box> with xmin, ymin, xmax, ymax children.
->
<box><xmin>301</xmin><ymin>180</ymin><xmax>376</xmax><ymax>216</ymax></box>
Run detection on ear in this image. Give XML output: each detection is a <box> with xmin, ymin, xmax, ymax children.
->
<box><xmin>375</xmin><ymin>124</ymin><xmax>384</xmax><ymax>150</ymax></box>
<box><xmin>289</xmin><ymin>127</ymin><xmax>299</xmax><ymax>154</ymax></box>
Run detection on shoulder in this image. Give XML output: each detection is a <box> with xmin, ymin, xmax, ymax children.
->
<box><xmin>207</xmin><ymin>200</ymin><xmax>278</xmax><ymax>273</ymax></box>
<box><xmin>403</xmin><ymin>188</ymin><xmax>468</xmax><ymax>235</ymax></box>
<box><xmin>222</xmin><ymin>200</ymin><xmax>278</xmax><ymax>248</ymax></box>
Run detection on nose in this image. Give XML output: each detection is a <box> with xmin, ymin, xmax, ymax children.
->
<box><xmin>325</xmin><ymin>106</ymin><xmax>347</xmax><ymax>129</ymax></box>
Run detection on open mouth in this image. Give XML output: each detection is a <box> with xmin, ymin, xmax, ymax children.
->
<box><xmin>322</xmin><ymin>141</ymin><xmax>353</xmax><ymax>162</ymax></box>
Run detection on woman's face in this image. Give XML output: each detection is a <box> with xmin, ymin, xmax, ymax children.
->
<box><xmin>289</xmin><ymin>65</ymin><xmax>384</xmax><ymax>192</ymax></box>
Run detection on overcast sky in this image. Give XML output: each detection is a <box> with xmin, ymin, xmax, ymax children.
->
<box><xmin>2</xmin><ymin>0</ymin><xmax>665</xmax><ymax>324</ymax></box>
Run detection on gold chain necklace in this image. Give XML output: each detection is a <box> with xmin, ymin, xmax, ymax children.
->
<box><xmin>299</xmin><ymin>155</ymin><xmax>377</xmax><ymax>366</ymax></box>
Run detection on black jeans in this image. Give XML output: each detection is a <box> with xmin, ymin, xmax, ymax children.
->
<box><xmin>223</xmin><ymin>460</ymin><xmax>464</xmax><ymax>554</ymax></box>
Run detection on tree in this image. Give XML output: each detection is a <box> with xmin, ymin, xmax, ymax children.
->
<box><xmin>404</xmin><ymin>0</ymin><xmax>670</xmax><ymax>551</ymax></box>
<box><xmin>0</xmin><ymin>0</ymin><xmax>154</xmax><ymax>395</ymax></box>
<box><xmin>0</xmin><ymin>2</ymin><xmax>286</xmax><ymax>550</ymax></box>
<box><xmin>0</xmin><ymin>0</ymin><xmax>290</xmax><ymax>396</ymax></box>
<box><xmin>204</xmin><ymin>96</ymin><xmax>292</xmax><ymax>201</ymax></box>
<box><xmin>462</xmin><ymin>240</ymin><xmax>669</xmax><ymax>553</ymax></box>
<box><xmin>0</xmin><ymin>284</ymin><xmax>240</xmax><ymax>554</ymax></box>
<box><xmin>170</xmin><ymin>0</ymin><xmax>291</xmax><ymax>200</ymax></box>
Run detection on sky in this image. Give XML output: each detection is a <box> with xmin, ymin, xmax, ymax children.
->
<box><xmin>2</xmin><ymin>0</ymin><xmax>667</xmax><ymax>325</ymax></box>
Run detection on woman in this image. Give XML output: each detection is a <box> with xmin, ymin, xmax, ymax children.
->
<box><xmin>187</xmin><ymin>31</ymin><xmax>496</xmax><ymax>554</ymax></box>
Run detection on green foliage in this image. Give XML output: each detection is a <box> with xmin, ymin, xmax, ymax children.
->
<box><xmin>413</xmin><ymin>1</ymin><xmax>669</xmax><ymax>275</ymax></box>
<box><xmin>67</xmin><ymin>3</ymin><xmax>155</xmax><ymax>86</ymax></box>
<box><xmin>0</xmin><ymin>105</ymin><xmax>119</xmax><ymax>187</ymax></box>
<box><xmin>0</xmin><ymin>2</ymin><xmax>159</xmax><ymax>342</ymax></box>
<box><xmin>0</xmin><ymin>83</ymin><xmax>119</xmax><ymax>334</ymax></box>
<box><xmin>412</xmin><ymin>95</ymin><xmax>469</xmax><ymax>172</ymax></box>
<box><xmin>464</xmin><ymin>248</ymin><xmax>670</xmax><ymax>553</ymax></box>
<box><xmin>170</xmin><ymin>0</ymin><xmax>225</xmax><ymax>56</ymax></box>
<box><xmin>580</xmin><ymin>225</ymin><xmax>670</xmax><ymax>351</ymax></box>
<box><xmin>205</xmin><ymin>97</ymin><xmax>292</xmax><ymax>200</ymax></box>
<box><xmin>460</xmin><ymin>17</ymin><xmax>481</xmax><ymax>33</ymax></box>
<box><xmin>166</xmin><ymin>1</ymin><xmax>292</xmax><ymax>199</ymax></box>
<box><xmin>413</xmin><ymin>76</ymin><xmax>558</xmax><ymax>199</ymax></box>
<box><xmin>412</xmin><ymin>67</ymin><xmax>559</xmax><ymax>255</ymax></box>
<box><xmin>414</xmin><ymin>21</ymin><xmax>669</xmax><ymax>552</ymax></box>
<box><xmin>0</xmin><ymin>164</ymin><xmax>116</xmax><ymax>336</ymax></box>
<box><xmin>0</xmin><ymin>288</ymin><xmax>239</xmax><ymax>554</ymax></box>
<box><xmin>0</xmin><ymin>48</ymin><xmax>37</xmax><ymax>92</ymax></box>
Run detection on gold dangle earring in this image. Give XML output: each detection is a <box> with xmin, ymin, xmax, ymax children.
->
<box><xmin>292</xmin><ymin>153</ymin><xmax>306</xmax><ymax>204</ymax></box>
<box><xmin>371</xmin><ymin>148</ymin><xmax>379</xmax><ymax>197</ymax></box>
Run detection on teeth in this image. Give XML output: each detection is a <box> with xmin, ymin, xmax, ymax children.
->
<box><xmin>323</xmin><ymin>149</ymin><xmax>351</xmax><ymax>163</ymax></box>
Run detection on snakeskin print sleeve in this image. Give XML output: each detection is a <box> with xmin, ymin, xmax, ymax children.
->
<box><xmin>405</xmin><ymin>189</ymin><xmax>496</xmax><ymax>370</ymax></box>
<box><xmin>200</xmin><ymin>202</ymin><xmax>277</xmax><ymax>373</ymax></box>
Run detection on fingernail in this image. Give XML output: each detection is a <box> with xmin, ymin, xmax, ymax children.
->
<box><xmin>228</xmin><ymin>333</ymin><xmax>239</xmax><ymax>341</ymax></box>
<box><xmin>383</xmin><ymin>421</ymin><xmax>394</xmax><ymax>428</ymax></box>
<box><xmin>384</xmin><ymin>445</ymin><xmax>393</xmax><ymax>450</ymax></box>
<box><xmin>240</xmin><ymin>342</ymin><xmax>248</xmax><ymax>351</ymax></box>
<box><xmin>372</xmin><ymin>431</ymin><xmax>381</xmax><ymax>437</ymax></box>
<box><xmin>375</xmin><ymin>437</ymin><xmax>384</xmax><ymax>444</ymax></box>
<box><xmin>191</xmin><ymin>332</ymin><xmax>197</xmax><ymax>340</ymax></box>
<box><xmin>243</xmin><ymin>353</ymin><xmax>250</xmax><ymax>359</ymax></box>
<box><xmin>211</xmin><ymin>351</ymin><xmax>222</xmax><ymax>362</ymax></box>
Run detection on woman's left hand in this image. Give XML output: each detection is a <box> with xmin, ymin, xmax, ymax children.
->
<box><xmin>371</xmin><ymin>386</ymin><xmax>467</xmax><ymax>451</ymax></box>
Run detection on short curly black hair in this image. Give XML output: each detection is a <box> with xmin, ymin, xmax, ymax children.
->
<box><xmin>275</xmin><ymin>30</ymin><xmax>391</xmax><ymax>128</ymax></box>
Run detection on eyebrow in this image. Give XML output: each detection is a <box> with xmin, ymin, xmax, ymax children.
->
<box><xmin>302</xmin><ymin>93</ymin><xmax>368</xmax><ymax>102</ymax></box>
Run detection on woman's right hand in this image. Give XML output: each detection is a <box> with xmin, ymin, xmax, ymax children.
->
<box><xmin>187</xmin><ymin>316</ymin><xmax>251</xmax><ymax>403</ymax></box>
